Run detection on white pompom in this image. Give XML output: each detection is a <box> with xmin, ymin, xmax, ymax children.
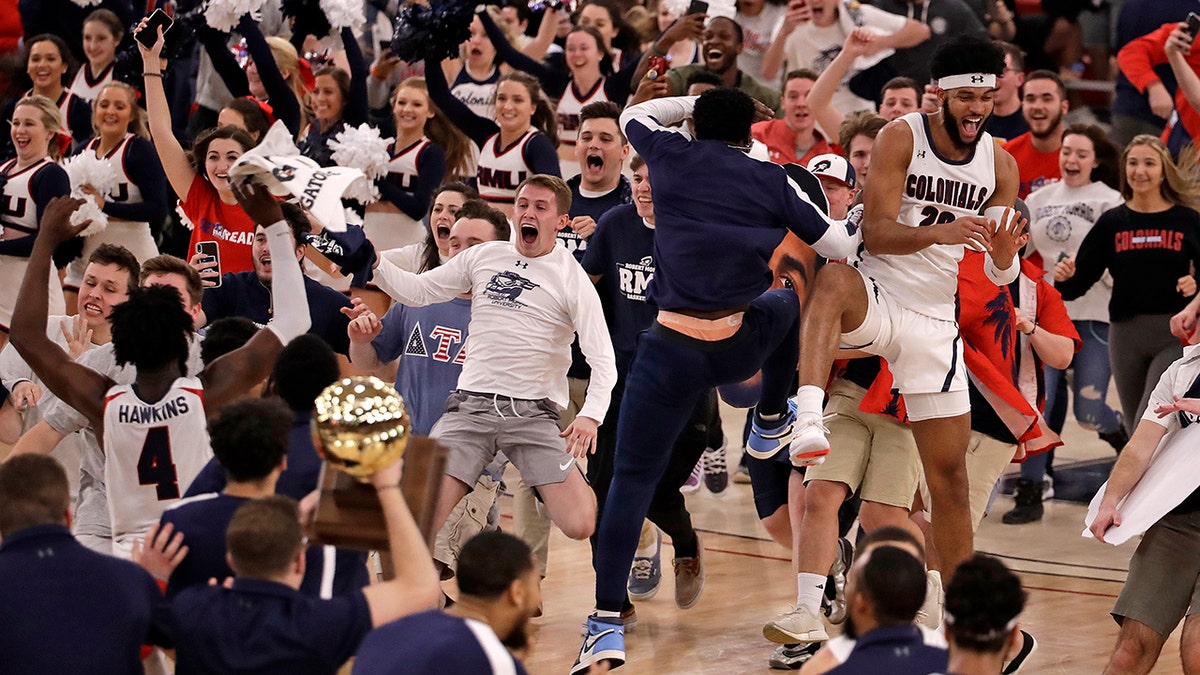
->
<box><xmin>206</xmin><ymin>0</ymin><xmax>269</xmax><ymax>32</ymax></box>
<box><xmin>62</xmin><ymin>154</ymin><xmax>121</xmax><ymax>236</ymax></box>
<box><xmin>69</xmin><ymin>0</ymin><xmax>104</xmax><ymax>7</ymax></box>
<box><xmin>328</xmin><ymin>123</ymin><xmax>393</xmax><ymax>205</ymax></box>
<box><xmin>177</xmin><ymin>202</ymin><xmax>195</xmax><ymax>231</ymax></box>
<box><xmin>319</xmin><ymin>0</ymin><xmax>367</xmax><ymax>34</ymax></box>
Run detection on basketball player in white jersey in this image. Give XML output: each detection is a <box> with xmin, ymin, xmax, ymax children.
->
<box><xmin>9</xmin><ymin>182</ymin><xmax>311</xmax><ymax>558</ymax></box>
<box><xmin>766</xmin><ymin>37</ymin><xmax>1027</xmax><ymax>645</ymax></box>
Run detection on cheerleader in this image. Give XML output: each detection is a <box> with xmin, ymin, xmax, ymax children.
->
<box><xmin>426</xmin><ymin>64</ymin><xmax>559</xmax><ymax>217</ymax></box>
<box><xmin>297</xmin><ymin>28</ymin><xmax>369</xmax><ymax>167</ymax></box>
<box><xmin>0</xmin><ymin>34</ymin><xmax>92</xmax><ymax>160</ymax></box>
<box><xmin>62</xmin><ymin>82</ymin><xmax>168</xmax><ymax>310</ymax></box>
<box><xmin>0</xmin><ymin>96</ymin><xmax>72</xmax><ymax>349</ymax></box>
<box><xmin>70</xmin><ymin>9</ymin><xmax>121</xmax><ymax>102</ymax></box>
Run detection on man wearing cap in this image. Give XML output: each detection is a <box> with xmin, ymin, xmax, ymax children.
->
<box><xmin>807</xmin><ymin>154</ymin><xmax>857</xmax><ymax>220</ymax></box>
<box><xmin>753</xmin><ymin>70</ymin><xmax>841</xmax><ymax>167</ymax></box>
<box><xmin>778</xmin><ymin>36</ymin><xmax>1026</xmax><ymax>648</ymax></box>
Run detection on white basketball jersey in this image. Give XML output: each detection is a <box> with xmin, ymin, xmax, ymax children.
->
<box><xmin>0</xmin><ymin>158</ymin><xmax>53</xmax><ymax>237</ymax></box>
<box><xmin>102</xmin><ymin>376</ymin><xmax>212</xmax><ymax>544</ymax></box>
<box><xmin>477</xmin><ymin>129</ymin><xmax>537</xmax><ymax>206</ymax></box>
<box><xmin>70</xmin><ymin>63</ymin><xmax>115</xmax><ymax>102</ymax></box>
<box><xmin>855</xmin><ymin>112</ymin><xmax>996</xmax><ymax>321</ymax></box>
<box><xmin>556</xmin><ymin>79</ymin><xmax>609</xmax><ymax>147</ymax></box>
<box><xmin>87</xmin><ymin>134</ymin><xmax>146</xmax><ymax>224</ymax></box>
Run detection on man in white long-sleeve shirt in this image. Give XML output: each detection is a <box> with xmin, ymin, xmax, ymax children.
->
<box><xmin>372</xmin><ymin>174</ymin><xmax>617</xmax><ymax>543</ymax></box>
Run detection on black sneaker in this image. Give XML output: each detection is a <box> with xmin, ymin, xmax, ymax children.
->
<box><xmin>701</xmin><ymin>444</ymin><xmax>729</xmax><ymax>494</ymax></box>
<box><xmin>1001</xmin><ymin>478</ymin><xmax>1044</xmax><ymax>524</ymax></box>
<box><xmin>768</xmin><ymin>643</ymin><xmax>821</xmax><ymax>670</ymax></box>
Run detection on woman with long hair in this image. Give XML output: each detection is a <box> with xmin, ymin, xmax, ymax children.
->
<box><xmin>478</xmin><ymin>12</ymin><xmax>636</xmax><ymax>159</ymax></box>
<box><xmin>1001</xmin><ymin>123</ymin><xmax>1127</xmax><ymax>525</ymax></box>
<box><xmin>577</xmin><ymin>0</ymin><xmax>644</xmax><ymax>70</ymax></box>
<box><xmin>297</xmin><ymin>27</ymin><xmax>369</xmax><ymax>166</ymax></box>
<box><xmin>139</xmin><ymin>23</ymin><xmax>260</xmax><ymax>274</ymax></box>
<box><xmin>1055</xmin><ymin>134</ymin><xmax>1200</xmax><ymax>434</ymax></box>
<box><xmin>1</xmin><ymin>34</ymin><xmax>92</xmax><ymax>159</ymax></box>
<box><xmin>71</xmin><ymin>9</ymin><xmax>122</xmax><ymax>102</ymax></box>
<box><xmin>62</xmin><ymin>82</ymin><xmax>169</xmax><ymax>310</ymax></box>
<box><xmin>381</xmin><ymin>182</ymin><xmax>480</xmax><ymax>275</ymax></box>
<box><xmin>0</xmin><ymin>95</ymin><xmax>72</xmax><ymax>350</ymax></box>
<box><xmin>426</xmin><ymin>62</ymin><xmax>560</xmax><ymax>217</ymax></box>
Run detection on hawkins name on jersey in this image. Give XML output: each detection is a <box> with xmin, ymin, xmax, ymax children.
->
<box><xmin>114</xmin><ymin>395</ymin><xmax>192</xmax><ymax>424</ymax></box>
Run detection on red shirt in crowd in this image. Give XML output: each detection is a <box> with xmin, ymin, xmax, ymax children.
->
<box><xmin>180</xmin><ymin>175</ymin><xmax>258</xmax><ymax>274</ymax></box>
<box><xmin>1118</xmin><ymin>22</ymin><xmax>1200</xmax><ymax>145</ymax></box>
<box><xmin>1003</xmin><ymin>132</ymin><xmax>1061</xmax><ymax>199</ymax></box>
<box><xmin>750</xmin><ymin>119</ymin><xmax>841</xmax><ymax>166</ymax></box>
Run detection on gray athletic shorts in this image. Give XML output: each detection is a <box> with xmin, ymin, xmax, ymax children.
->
<box><xmin>433</xmin><ymin>390</ymin><xmax>576</xmax><ymax>490</ymax></box>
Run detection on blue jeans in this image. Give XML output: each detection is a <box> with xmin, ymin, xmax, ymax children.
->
<box><xmin>1022</xmin><ymin>320</ymin><xmax>1121</xmax><ymax>481</ymax></box>
<box><xmin>593</xmin><ymin>290</ymin><xmax>799</xmax><ymax>611</ymax></box>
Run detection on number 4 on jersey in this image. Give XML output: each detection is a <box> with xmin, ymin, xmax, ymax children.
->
<box><xmin>137</xmin><ymin>426</ymin><xmax>180</xmax><ymax>500</ymax></box>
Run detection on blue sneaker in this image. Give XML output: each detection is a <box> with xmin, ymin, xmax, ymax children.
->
<box><xmin>627</xmin><ymin>530</ymin><xmax>662</xmax><ymax>601</ymax></box>
<box><xmin>746</xmin><ymin>399</ymin><xmax>798</xmax><ymax>459</ymax></box>
<box><xmin>571</xmin><ymin>615</ymin><xmax>625</xmax><ymax>674</ymax></box>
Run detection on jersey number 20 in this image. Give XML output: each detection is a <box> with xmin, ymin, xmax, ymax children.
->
<box><xmin>918</xmin><ymin>206</ymin><xmax>956</xmax><ymax>227</ymax></box>
<box><xmin>138</xmin><ymin>426</ymin><xmax>180</xmax><ymax>500</ymax></box>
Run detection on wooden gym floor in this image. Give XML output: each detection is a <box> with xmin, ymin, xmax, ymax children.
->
<box><xmin>510</xmin><ymin>402</ymin><xmax>1187</xmax><ymax>675</ymax></box>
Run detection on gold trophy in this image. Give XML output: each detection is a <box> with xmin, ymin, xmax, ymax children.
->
<box><xmin>310</xmin><ymin>376</ymin><xmax>446</xmax><ymax>551</ymax></box>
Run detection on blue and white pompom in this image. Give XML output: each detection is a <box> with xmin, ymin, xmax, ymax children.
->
<box><xmin>329</xmin><ymin>124</ymin><xmax>394</xmax><ymax>205</ymax></box>
<box><xmin>391</xmin><ymin>0</ymin><xmax>476</xmax><ymax>64</ymax></box>
<box><xmin>62</xmin><ymin>154</ymin><xmax>119</xmax><ymax>236</ymax></box>
<box><xmin>205</xmin><ymin>0</ymin><xmax>268</xmax><ymax>32</ymax></box>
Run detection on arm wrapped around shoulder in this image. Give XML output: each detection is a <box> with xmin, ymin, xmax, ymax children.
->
<box><xmin>264</xmin><ymin>220</ymin><xmax>312</xmax><ymax>343</ymax></box>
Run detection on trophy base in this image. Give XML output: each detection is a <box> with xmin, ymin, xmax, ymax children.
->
<box><xmin>311</xmin><ymin>436</ymin><xmax>447</xmax><ymax>552</ymax></box>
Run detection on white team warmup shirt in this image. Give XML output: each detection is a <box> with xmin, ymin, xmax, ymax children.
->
<box><xmin>373</xmin><ymin>240</ymin><xmax>617</xmax><ymax>423</ymax></box>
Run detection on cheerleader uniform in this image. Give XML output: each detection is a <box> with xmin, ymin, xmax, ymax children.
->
<box><xmin>0</xmin><ymin>157</ymin><xmax>70</xmax><ymax>330</ymax></box>
<box><xmin>364</xmin><ymin>137</ymin><xmax>447</xmax><ymax>253</ymax></box>
<box><xmin>63</xmin><ymin>134</ymin><xmax>168</xmax><ymax>291</ymax></box>
<box><xmin>69</xmin><ymin>62</ymin><xmax>115</xmax><ymax>102</ymax></box>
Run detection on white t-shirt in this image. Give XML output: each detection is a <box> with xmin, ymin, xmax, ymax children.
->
<box><xmin>782</xmin><ymin>2</ymin><xmax>908</xmax><ymax>115</ymax></box>
<box><xmin>373</xmin><ymin>240</ymin><xmax>617</xmax><ymax>422</ymax></box>
<box><xmin>1142</xmin><ymin>344</ymin><xmax>1200</xmax><ymax>434</ymax></box>
<box><xmin>737</xmin><ymin>4</ymin><xmax>786</xmax><ymax>89</ymax></box>
<box><xmin>1025</xmin><ymin>180</ymin><xmax>1123</xmax><ymax>324</ymax></box>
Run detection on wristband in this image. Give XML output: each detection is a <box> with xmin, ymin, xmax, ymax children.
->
<box><xmin>1023</xmin><ymin>324</ymin><xmax>1037</xmax><ymax>336</ymax></box>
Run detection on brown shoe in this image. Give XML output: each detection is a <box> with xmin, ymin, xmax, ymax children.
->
<box><xmin>673</xmin><ymin>535</ymin><xmax>705</xmax><ymax>609</ymax></box>
<box><xmin>621</xmin><ymin>604</ymin><xmax>638</xmax><ymax>632</ymax></box>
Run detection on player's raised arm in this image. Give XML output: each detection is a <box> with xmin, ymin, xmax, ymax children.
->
<box><xmin>202</xmin><ymin>182</ymin><xmax>310</xmax><ymax>414</ymax></box>
<box><xmin>9</xmin><ymin>197</ymin><xmax>114</xmax><ymax>431</ymax></box>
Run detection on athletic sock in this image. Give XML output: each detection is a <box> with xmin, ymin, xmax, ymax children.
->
<box><xmin>595</xmin><ymin>609</ymin><xmax>622</xmax><ymax>620</ymax></box>
<box><xmin>794</xmin><ymin>385</ymin><xmax>825</xmax><ymax>417</ymax></box>
<box><xmin>795</xmin><ymin>572</ymin><xmax>826</xmax><ymax>615</ymax></box>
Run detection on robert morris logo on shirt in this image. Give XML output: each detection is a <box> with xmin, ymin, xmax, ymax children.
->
<box><xmin>485</xmin><ymin>270</ymin><xmax>539</xmax><ymax>308</ymax></box>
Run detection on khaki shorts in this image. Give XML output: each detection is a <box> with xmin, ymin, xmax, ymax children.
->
<box><xmin>805</xmin><ymin>379</ymin><xmax>921</xmax><ymax>509</ymax></box>
<box><xmin>433</xmin><ymin>473</ymin><xmax>500</xmax><ymax>576</ymax></box>
<box><xmin>965</xmin><ymin>430</ymin><xmax>1017</xmax><ymax>530</ymax></box>
<box><xmin>1112</xmin><ymin>511</ymin><xmax>1200</xmax><ymax>638</ymax></box>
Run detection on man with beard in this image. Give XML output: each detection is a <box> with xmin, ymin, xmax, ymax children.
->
<box><xmin>1002</xmin><ymin>70</ymin><xmax>1068</xmax><ymax>199</ymax></box>
<box><xmin>352</xmin><ymin>532</ymin><xmax>538</xmax><ymax>674</ymax></box>
<box><xmin>817</xmin><ymin>541</ymin><xmax>948</xmax><ymax>674</ymax></box>
<box><xmin>789</xmin><ymin>37</ymin><xmax>1024</xmax><ymax>639</ymax></box>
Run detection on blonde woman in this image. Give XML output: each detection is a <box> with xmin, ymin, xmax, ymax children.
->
<box><xmin>62</xmin><ymin>82</ymin><xmax>168</xmax><ymax>310</ymax></box>
<box><xmin>1056</xmin><ymin>135</ymin><xmax>1200</xmax><ymax>427</ymax></box>
<box><xmin>0</xmin><ymin>95</ymin><xmax>71</xmax><ymax>348</ymax></box>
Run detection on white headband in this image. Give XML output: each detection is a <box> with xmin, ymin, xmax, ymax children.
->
<box><xmin>937</xmin><ymin>73</ymin><xmax>997</xmax><ymax>90</ymax></box>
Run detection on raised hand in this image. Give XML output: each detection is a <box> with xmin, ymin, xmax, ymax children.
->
<box><xmin>60</xmin><ymin>315</ymin><xmax>93</xmax><ymax>359</ymax></box>
<box><xmin>560</xmin><ymin>415</ymin><xmax>599</xmax><ymax>459</ymax></box>
<box><xmin>231</xmin><ymin>179</ymin><xmax>284</xmax><ymax>226</ymax></box>
<box><xmin>38</xmin><ymin>196</ymin><xmax>90</xmax><ymax>245</ymax></box>
<box><xmin>989</xmin><ymin>206</ymin><xmax>1029</xmax><ymax>267</ymax></box>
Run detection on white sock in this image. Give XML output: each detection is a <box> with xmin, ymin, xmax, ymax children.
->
<box><xmin>596</xmin><ymin>609</ymin><xmax>622</xmax><ymax>619</ymax></box>
<box><xmin>795</xmin><ymin>572</ymin><xmax>826</xmax><ymax>614</ymax></box>
<box><xmin>794</xmin><ymin>385</ymin><xmax>825</xmax><ymax>417</ymax></box>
